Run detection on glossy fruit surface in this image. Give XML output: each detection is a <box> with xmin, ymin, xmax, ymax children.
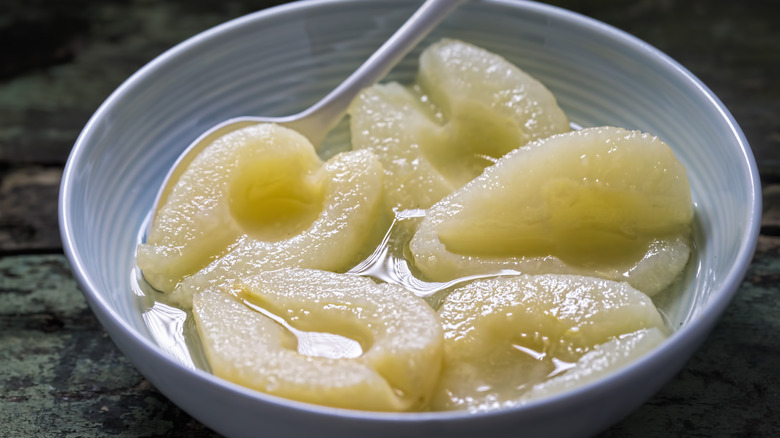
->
<box><xmin>431</xmin><ymin>274</ymin><xmax>666</xmax><ymax>411</ymax></box>
<box><xmin>411</xmin><ymin>126</ymin><xmax>693</xmax><ymax>296</ymax></box>
<box><xmin>349</xmin><ymin>39</ymin><xmax>569</xmax><ymax>211</ymax></box>
<box><xmin>193</xmin><ymin>268</ymin><xmax>443</xmax><ymax>412</ymax></box>
<box><xmin>137</xmin><ymin>124</ymin><xmax>383</xmax><ymax>306</ymax></box>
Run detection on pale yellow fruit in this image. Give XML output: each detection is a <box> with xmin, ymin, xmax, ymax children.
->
<box><xmin>520</xmin><ymin>328</ymin><xmax>666</xmax><ymax>402</ymax></box>
<box><xmin>192</xmin><ymin>268</ymin><xmax>443</xmax><ymax>412</ymax></box>
<box><xmin>349</xmin><ymin>38</ymin><xmax>569</xmax><ymax>212</ymax></box>
<box><xmin>410</xmin><ymin>126</ymin><xmax>693</xmax><ymax>296</ymax></box>
<box><xmin>136</xmin><ymin>123</ymin><xmax>384</xmax><ymax>307</ymax></box>
<box><xmin>430</xmin><ymin>274</ymin><xmax>666</xmax><ymax>412</ymax></box>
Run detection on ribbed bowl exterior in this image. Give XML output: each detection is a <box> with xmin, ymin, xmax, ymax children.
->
<box><xmin>59</xmin><ymin>1</ymin><xmax>760</xmax><ymax>437</ymax></box>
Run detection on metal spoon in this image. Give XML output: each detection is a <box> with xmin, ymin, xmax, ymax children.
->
<box><xmin>151</xmin><ymin>0</ymin><xmax>464</xmax><ymax>218</ymax></box>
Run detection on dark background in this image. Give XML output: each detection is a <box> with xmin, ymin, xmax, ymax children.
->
<box><xmin>1</xmin><ymin>1</ymin><xmax>778</xmax><ymax>436</ymax></box>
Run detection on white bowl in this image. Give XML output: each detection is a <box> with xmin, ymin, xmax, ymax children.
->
<box><xmin>59</xmin><ymin>1</ymin><xmax>761</xmax><ymax>437</ymax></box>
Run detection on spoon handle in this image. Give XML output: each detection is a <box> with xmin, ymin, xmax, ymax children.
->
<box><xmin>291</xmin><ymin>0</ymin><xmax>466</xmax><ymax>145</ymax></box>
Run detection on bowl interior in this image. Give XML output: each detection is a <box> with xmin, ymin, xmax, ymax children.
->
<box><xmin>60</xmin><ymin>0</ymin><xmax>760</xmax><ymax>436</ymax></box>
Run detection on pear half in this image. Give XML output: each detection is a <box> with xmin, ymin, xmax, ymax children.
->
<box><xmin>431</xmin><ymin>274</ymin><xmax>667</xmax><ymax>412</ymax></box>
<box><xmin>193</xmin><ymin>268</ymin><xmax>443</xmax><ymax>412</ymax></box>
<box><xmin>410</xmin><ymin>126</ymin><xmax>693</xmax><ymax>296</ymax></box>
<box><xmin>520</xmin><ymin>327</ymin><xmax>666</xmax><ymax>403</ymax></box>
<box><xmin>137</xmin><ymin>123</ymin><xmax>383</xmax><ymax>306</ymax></box>
<box><xmin>349</xmin><ymin>38</ymin><xmax>570</xmax><ymax>212</ymax></box>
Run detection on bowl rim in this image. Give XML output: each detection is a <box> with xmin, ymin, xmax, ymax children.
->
<box><xmin>58</xmin><ymin>0</ymin><xmax>762</xmax><ymax>425</ymax></box>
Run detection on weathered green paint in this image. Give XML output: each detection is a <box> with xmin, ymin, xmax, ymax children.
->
<box><xmin>0</xmin><ymin>255</ymin><xmax>216</xmax><ymax>436</ymax></box>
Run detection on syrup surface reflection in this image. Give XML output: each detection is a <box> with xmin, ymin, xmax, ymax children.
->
<box><xmin>347</xmin><ymin>208</ymin><xmax>521</xmax><ymax>303</ymax></box>
<box><xmin>239</xmin><ymin>295</ymin><xmax>364</xmax><ymax>360</ymax></box>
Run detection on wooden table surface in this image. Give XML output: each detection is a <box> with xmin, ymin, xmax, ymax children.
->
<box><xmin>1</xmin><ymin>1</ymin><xmax>778</xmax><ymax>436</ymax></box>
